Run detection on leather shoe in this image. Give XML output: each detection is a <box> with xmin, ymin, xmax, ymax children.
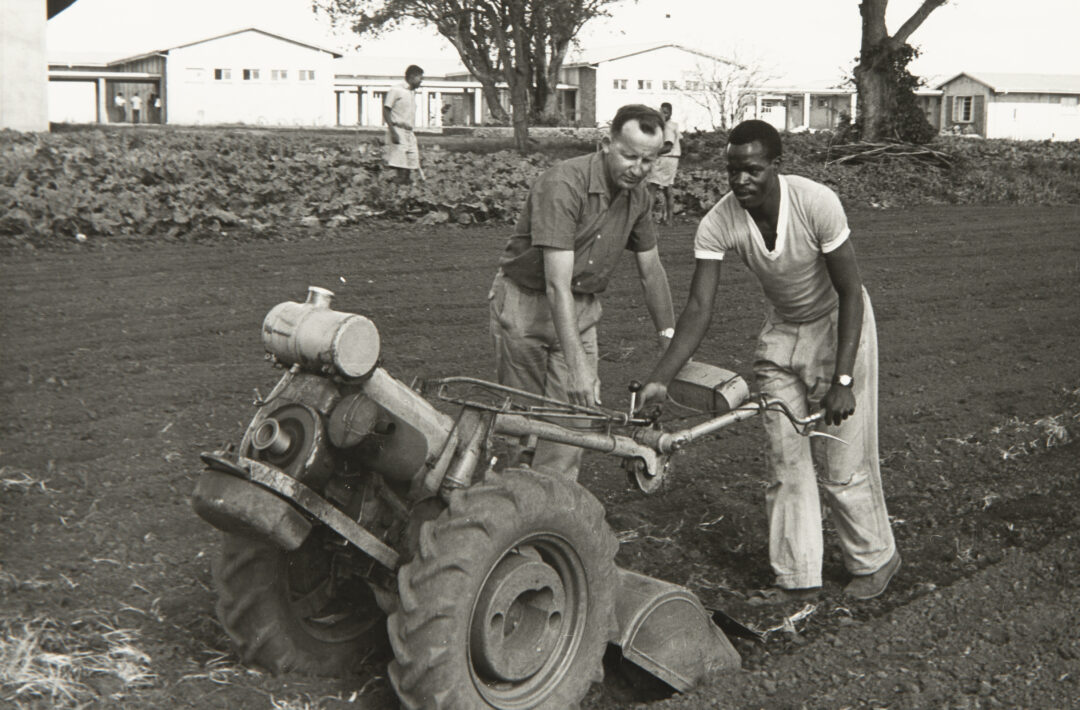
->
<box><xmin>844</xmin><ymin>549</ymin><xmax>901</xmax><ymax>600</ymax></box>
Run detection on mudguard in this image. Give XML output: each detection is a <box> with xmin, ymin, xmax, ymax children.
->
<box><xmin>614</xmin><ymin>567</ymin><xmax>741</xmax><ymax>692</ymax></box>
<box><xmin>192</xmin><ymin>453</ymin><xmax>312</xmax><ymax>551</ymax></box>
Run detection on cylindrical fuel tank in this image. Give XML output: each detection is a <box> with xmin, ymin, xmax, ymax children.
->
<box><xmin>262</xmin><ymin>286</ymin><xmax>381</xmax><ymax>379</ymax></box>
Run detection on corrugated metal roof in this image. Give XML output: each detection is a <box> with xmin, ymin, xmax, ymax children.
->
<box><xmin>333</xmin><ymin>54</ymin><xmax>466</xmax><ymax>79</ymax></box>
<box><xmin>48</xmin><ymin>27</ymin><xmax>342</xmax><ymax>67</ymax></box>
<box><xmin>166</xmin><ymin>27</ymin><xmax>342</xmax><ymax>58</ymax></box>
<box><xmin>563</xmin><ymin>42</ymin><xmax>733</xmax><ymax>68</ymax></box>
<box><xmin>937</xmin><ymin>72</ymin><xmax>1080</xmax><ymax>94</ymax></box>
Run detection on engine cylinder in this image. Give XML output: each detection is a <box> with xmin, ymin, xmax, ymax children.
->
<box><xmin>327</xmin><ymin>369</ymin><xmax>456</xmax><ymax>484</ymax></box>
<box><xmin>262</xmin><ymin>286</ymin><xmax>381</xmax><ymax>379</ymax></box>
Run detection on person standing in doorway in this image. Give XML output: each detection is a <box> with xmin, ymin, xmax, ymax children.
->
<box><xmin>130</xmin><ymin>93</ymin><xmax>142</xmax><ymax>124</ymax></box>
<box><xmin>637</xmin><ymin>119</ymin><xmax>900</xmax><ymax>603</ymax></box>
<box><xmin>647</xmin><ymin>102</ymin><xmax>681</xmax><ymax>224</ymax></box>
<box><xmin>113</xmin><ymin>93</ymin><xmax>127</xmax><ymax>123</ymax></box>
<box><xmin>490</xmin><ymin>104</ymin><xmax>676</xmax><ymax>482</ymax></box>
<box><xmin>382</xmin><ymin>65</ymin><xmax>424</xmax><ymax>183</ymax></box>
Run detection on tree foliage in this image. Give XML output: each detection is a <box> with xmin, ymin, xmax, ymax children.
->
<box><xmin>316</xmin><ymin>0</ymin><xmax>620</xmax><ymax>152</ymax></box>
<box><xmin>854</xmin><ymin>0</ymin><xmax>946</xmax><ymax>142</ymax></box>
<box><xmin>682</xmin><ymin>51</ymin><xmax>773</xmax><ymax>130</ymax></box>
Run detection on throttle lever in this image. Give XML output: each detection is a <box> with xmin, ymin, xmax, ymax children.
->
<box><xmin>627</xmin><ymin>380</ymin><xmax>642</xmax><ymax>420</ymax></box>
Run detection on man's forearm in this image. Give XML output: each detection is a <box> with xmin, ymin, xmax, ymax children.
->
<box><xmin>647</xmin><ymin>300</ymin><xmax>711</xmax><ymax>385</ymax></box>
<box><xmin>834</xmin><ymin>290</ymin><xmax>864</xmax><ymax>379</ymax></box>
<box><xmin>640</xmin><ymin>266</ymin><xmax>675</xmax><ymax>334</ymax></box>
<box><xmin>547</xmin><ymin>284</ymin><xmax>589</xmax><ymax>369</ymax></box>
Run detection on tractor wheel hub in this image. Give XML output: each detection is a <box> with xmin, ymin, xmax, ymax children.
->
<box><xmin>470</xmin><ymin>550</ymin><xmax>566</xmax><ymax>682</ymax></box>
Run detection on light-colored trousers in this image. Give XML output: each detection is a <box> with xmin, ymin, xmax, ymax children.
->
<box><xmin>754</xmin><ymin>288</ymin><xmax>896</xmax><ymax>589</ymax></box>
<box><xmin>383</xmin><ymin>129</ymin><xmax>419</xmax><ymax>169</ymax></box>
<box><xmin>489</xmin><ymin>271</ymin><xmax>601</xmax><ymax>481</ymax></box>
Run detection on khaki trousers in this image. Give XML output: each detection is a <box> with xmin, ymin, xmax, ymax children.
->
<box><xmin>488</xmin><ymin>271</ymin><xmax>601</xmax><ymax>481</ymax></box>
<box><xmin>754</xmin><ymin>289</ymin><xmax>896</xmax><ymax>589</ymax></box>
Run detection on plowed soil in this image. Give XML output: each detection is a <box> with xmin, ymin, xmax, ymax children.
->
<box><xmin>2</xmin><ymin>204</ymin><xmax>1079</xmax><ymax>709</ymax></box>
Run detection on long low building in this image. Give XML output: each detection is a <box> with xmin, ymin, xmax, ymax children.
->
<box><xmin>46</xmin><ymin>28</ymin><xmax>1080</xmax><ymax>141</ymax></box>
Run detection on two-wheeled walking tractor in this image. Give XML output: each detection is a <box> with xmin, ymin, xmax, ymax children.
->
<box><xmin>192</xmin><ymin>286</ymin><xmax>824</xmax><ymax>709</ymax></box>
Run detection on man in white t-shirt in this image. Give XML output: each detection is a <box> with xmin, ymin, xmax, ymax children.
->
<box><xmin>113</xmin><ymin>93</ymin><xmax>127</xmax><ymax>123</ymax></box>
<box><xmin>647</xmin><ymin>102</ymin><xmax>680</xmax><ymax>224</ymax></box>
<box><xmin>130</xmin><ymin>94</ymin><xmax>142</xmax><ymax>123</ymax></box>
<box><xmin>638</xmin><ymin>119</ymin><xmax>900</xmax><ymax>603</ymax></box>
<box><xmin>382</xmin><ymin>64</ymin><xmax>424</xmax><ymax>183</ymax></box>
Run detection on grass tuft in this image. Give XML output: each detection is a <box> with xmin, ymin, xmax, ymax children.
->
<box><xmin>0</xmin><ymin>617</ymin><xmax>156</xmax><ymax>707</ymax></box>
<box><xmin>0</xmin><ymin>468</ymin><xmax>53</xmax><ymax>494</ymax></box>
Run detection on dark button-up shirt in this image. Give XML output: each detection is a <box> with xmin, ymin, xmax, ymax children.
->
<box><xmin>498</xmin><ymin>152</ymin><xmax>658</xmax><ymax>294</ymax></box>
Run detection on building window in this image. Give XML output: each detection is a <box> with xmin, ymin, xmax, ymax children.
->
<box><xmin>613</xmin><ymin>79</ymin><xmax>627</xmax><ymax>90</ymax></box>
<box><xmin>1060</xmin><ymin>95</ymin><xmax>1078</xmax><ymax>107</ymax></box>
<box><xmin>819</xmin><ymin>98</ymin><xmax>830</xmax><ymax>108</ymax></box>
<box><xmin>638</xmin><ymin>79</ymin><xmax>652</xmax><ymax>90</ymax></box>
<box><xmin>271</xmin><ymin>69</ymin><xmax>288</xmax><ymax>80</ymax></box>
<box><xmin>662</xmin><ymin>80</ymin><xmax>678</xmax><ymax>91</ymax></box>
<box><xmin>299</xmin><ymin>70</ymin><xmax>315</xmax><ymax>81</ymax></box>
<box><xmin>953</xmin><ymin>95</ymin><xmax>974</xmax><ymax>122</ymax></box>
<box><xmin>242</xmin><ymin>69</ymin><xmax>260</xmax><ymax>80</ymax></box>
<box><xmin>213</xmin><ymin>68</ymin><xmax>231</xmax><ymax>81</ymax></box>
<box><xmin>684</xmin><ymin>80</ymin><xmax>702</xmax><ymax>91</ymax></box>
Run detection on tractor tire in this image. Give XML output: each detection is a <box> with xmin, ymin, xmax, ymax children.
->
<box><xmin>387</xmin><ymin>468</ymin><xmax>619</xmax><ymax>710</ymax></box>
<box><xmin>213</xmin><ymin>530</ymin><xmax>387</xmax><ymax>675</ymax></box>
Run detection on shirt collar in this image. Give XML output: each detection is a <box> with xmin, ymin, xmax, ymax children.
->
<box><xmin>587</xmin><ymin>151</ymin><xmax>612</xmax><ymax>195</ymax></box>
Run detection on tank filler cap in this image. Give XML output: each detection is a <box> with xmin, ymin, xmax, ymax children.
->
<box><xmin>306</xmin><ymin>286</ymin><xmax>334</xmax><ymax>308</ymax></box>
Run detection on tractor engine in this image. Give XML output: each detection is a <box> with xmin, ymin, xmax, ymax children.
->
<box><xmin>255</xmin><ymin>286</ymin><xmax>454</xmax><ymax>490</ymax></box>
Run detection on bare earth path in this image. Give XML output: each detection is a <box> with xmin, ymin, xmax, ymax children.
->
<box><xmin>2</xmin><ymin>204</ymin><xmax>1079</xmax><ymax>709</ymax></box>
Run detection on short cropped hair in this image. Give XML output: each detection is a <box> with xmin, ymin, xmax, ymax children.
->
<box><xmin>660</xmin><ymin>102</ymin><xmax>672</xmax><ymax>111</ymax></box>
<box><xmin>611</xmin><ymin>104</ymin><xmax>665</xmax><ymax>137</ymax></box>
<box><xmin>405</xmin><ymin>64</ymin><xmax>424</xmax><ymax>79</ymax></box>
<box><xmin>728</xmin><ymin>120</ymin><xmax>782</xmax><ymax>160</ymax></box>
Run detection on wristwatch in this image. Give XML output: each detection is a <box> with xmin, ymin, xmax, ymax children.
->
<box><xmin>658</xmin><ymin>327</ymin><xmax>675</xmax><ymax>339</ymax></box>
<box><xmin>833</xmin><ymin>374</ymin><xmax>853</xmax><ymax>387</ymax></box>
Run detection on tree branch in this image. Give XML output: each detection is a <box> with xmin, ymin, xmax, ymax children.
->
<box><xmin>891</xmin><ymin>0</ymin><xmax>947</xmax><ymax>46</ymax></box>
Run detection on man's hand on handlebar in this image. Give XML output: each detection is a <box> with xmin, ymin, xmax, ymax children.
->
<box><xmin>635</xmin><ymin>382</ymin><xmax>667</xmax><ymax>414</ymax></box>
<box><xmin>820</xmin><ymin>384</ymin><xmax>856</xmax><ymax>427</ymax></box>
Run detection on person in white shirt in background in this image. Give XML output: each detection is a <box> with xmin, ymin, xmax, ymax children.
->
<box><xmin>130</xmin><ymin>93</ymin><xmax>142</xmax><ymax>123</ymax></box>
<box><xmin>647</xmin><ymin>102</ymin><xmax>681</xmax><ymax>224</ymax></box>
<box><xmin>113</xmin><ymin>93</ymin><xmax>126</xmax><ymax>123</ymax></box>
<box><xmin>382</xmin><ymin>65</ymin><xmax>424</xmax><ymax>184</ymax></box>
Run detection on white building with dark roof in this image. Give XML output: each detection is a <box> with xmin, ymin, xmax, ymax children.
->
<box><xmin>936</xmin><ymin>72</ymin><xmax>1080</xmax><ymax>140</ymax></box>
<box><xmin>559</xmin><ymin>42</ymin><xmax>740</xmax><ymax>130</ymax></box>
<box><xmin>48</xmin><ymin>27</ymin><xmax>342</xmax><ymax>127</ymax></box>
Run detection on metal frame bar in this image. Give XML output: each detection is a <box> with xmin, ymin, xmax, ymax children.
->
<box><xmin>240</xmin><ymin>456</ymin><xmax>400</xmax><ymax>569</ymax></box>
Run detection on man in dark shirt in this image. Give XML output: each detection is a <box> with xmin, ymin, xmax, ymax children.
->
<box><xmin>490</xmin><ymin>104</ymin><xmax>676</xmax><ymax>481</ymax></box>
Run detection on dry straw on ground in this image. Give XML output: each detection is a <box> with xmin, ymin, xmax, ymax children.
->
<box><xmin>0</xmin><ymin>617</ymin><xmax>156</xmax><ymax>707</ymax></box>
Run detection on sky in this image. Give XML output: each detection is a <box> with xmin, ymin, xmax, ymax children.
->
<box><xmin>47</xmin><ymin>0</ymin><xmax>1080</xmax><ymax>86</ymax></box>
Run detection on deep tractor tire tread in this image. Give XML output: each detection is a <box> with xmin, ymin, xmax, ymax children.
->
<box><xmin>213</xmin><ymin>533</ymin><xmax>385</xmax><ymax>676</ymax></box>
<box><xmin>387</xmin><ymin>469</ymin><xmax>619</xmax><ymax>710</ymax></box>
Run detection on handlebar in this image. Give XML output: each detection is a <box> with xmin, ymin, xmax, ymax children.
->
<box><xmin>655</xmin><ymin>395</ymin><xmax>824</xmax><ymax>454</ymax></box>
<box><xmin>426</xmin><ymin>376</ymin><xmax>826</xmax><ymax>452</ymax></box>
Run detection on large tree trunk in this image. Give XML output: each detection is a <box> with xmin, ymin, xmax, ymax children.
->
<box><xmin>855</xmin><ymin>0</ymin><xmax>891</xmax><ymax>140</ymax></box>
<box><xmin>479</xmin><ymin>80</ymin><xmax>509</xmax><ymax>124</ymax></box>
<box><xmin>854</xmin><ymin>61</ymin><xmax>893</xmax><ymax>140</ymax></box>
<box><xmin>508</xmin><ymin>4</ymin><xmax>532</xmax><ymax>152</ymax></box>
<box><xmin>854</xmin><ymin>0</ymin><xmax>945</xmax><ymax>140</ymax></box>
<box><xmin>509</xmin><ymin>70</ymin><xmax>531</xmax><ymax>152</ymax></box>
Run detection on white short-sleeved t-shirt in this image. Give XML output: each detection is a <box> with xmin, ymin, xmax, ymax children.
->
<box><xmin>384</xmin><ymin>83</ymin><xmax>416</xmax><ymax>129</ymax></box>
<box><xmin>695</xmin><ymin>175</ymin><xmax>850</xmax><ymax>323</ymax></box>
<box><xmin>662</xmin><ymin>119</ymin><xmax>681</xmax><ymax>157</ymax></box>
